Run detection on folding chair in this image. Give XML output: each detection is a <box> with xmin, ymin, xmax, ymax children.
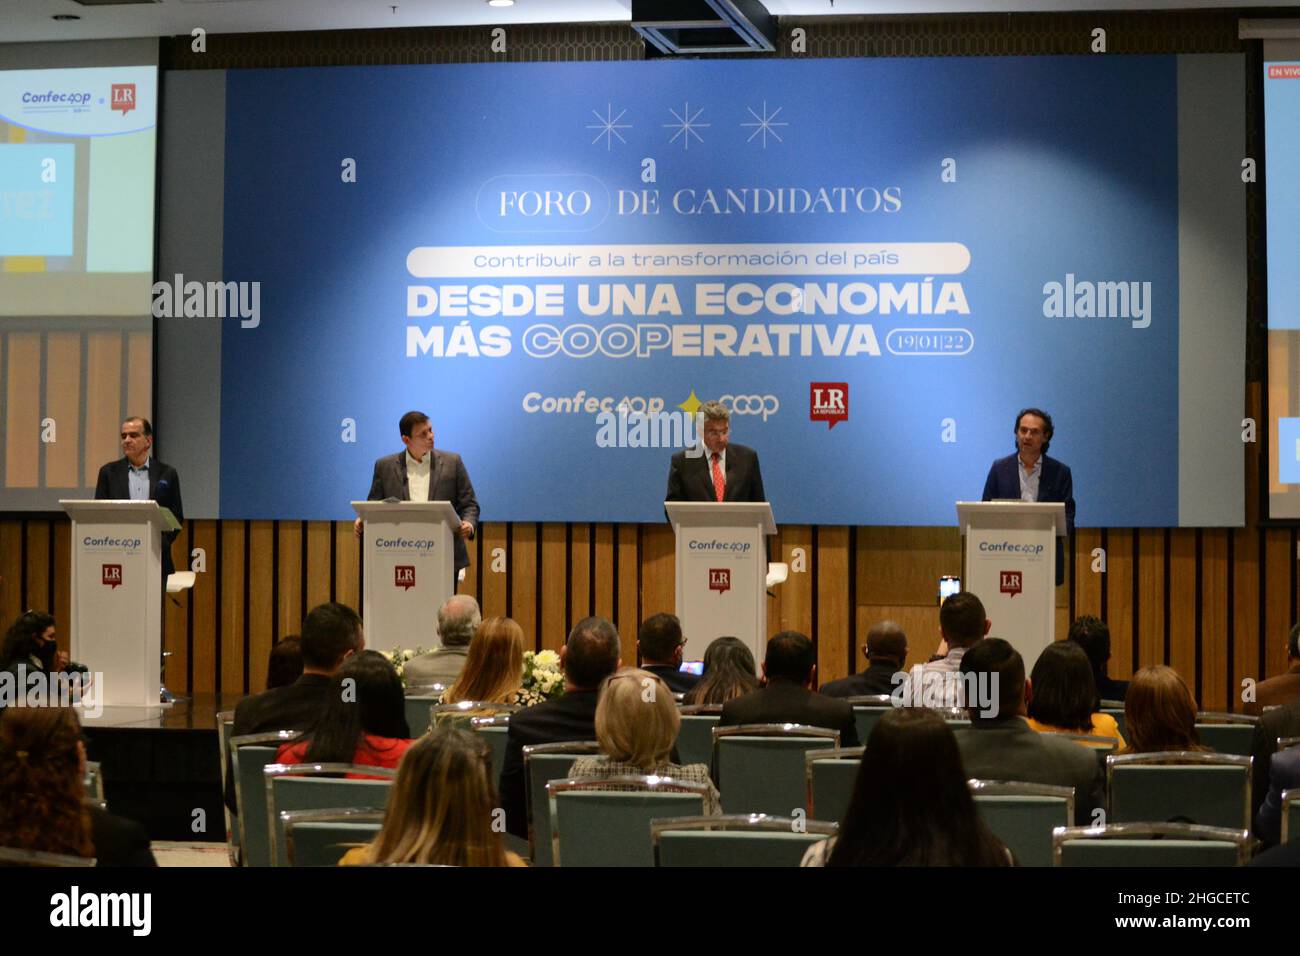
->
<box><xmin>264</xmin><ymin>763</ymin><xmax>396</xmax><ymax>867</ymax></box>
<box><xmin>713</xmin><ymin>724</ymin><xmax>839</xmax><ymax>816</ymax></box>
<box><xmin>968</xmin><ymin>779</ymin><xmax>1074</xmax><ymax>867</ymax></box>
<box><xmin>845</xmin><ymin>695</ymin><xmax>892</xmax><ymax>745</ymax></box>
<box><xmin>547</xmin><ymin>776</ymin><xmax>709</xmax><ymax>866</ymax></box>
<box><xmin>1053</xmin><ymin>823</ymin><xmax>1254</xmax><ymax>867</ymax></box>
<box><xmin>523</xmin><ymin>741</ymin><xmax>601</xmax><ymax>867</ymax></box>
<box><xmin>1107</xmin><ymin>751</ymin><xmax>1252</xmax><ymax>830</ymax></box>
<box><xmin>805</xmin><ymin>747</ymin><xmax>864</xmax><ymax>823</ymax></box>
<box><xmin>230</xmin><ymin>730</ymin><xmax>301</xmax><ymax>867</ymax></box>
<box><xmin>677</xmin><ymin>705</ymin><xmax>722</xmax><ymax>767</ymax></box>
<box><xmin>469</xmin><ymin>714</ymin><xmax>512</xmax><ymax>783</ymax></box>
<box><xmin>281</xmin><ymin>808</ymin><xmax>384</xmax><ymax>866</ymax></box>
<box><xmin>1195</xmin><ymin>712</ymin><xmax>1258</xmax><ymax>756</ymax></box>
<box><xmin>653</xmin><ymin>814</ymin><xmax>838</xmax><ymax>867</ymax></box>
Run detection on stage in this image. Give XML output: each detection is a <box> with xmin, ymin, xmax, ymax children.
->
<box><xmin>81</xmin><ymin>694</ymin><xmax>239</xmax><ymax>843</ymax></box>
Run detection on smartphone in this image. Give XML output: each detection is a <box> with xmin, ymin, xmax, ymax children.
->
<box><xmin>939</xmin><ymin>575</ymin><xmax>961</xmax><ymax>603</ymax></box>
<box><xmin>680</xmin><ymin>660</ymin><xmax>704</xmax><ymax>676</ymax></box>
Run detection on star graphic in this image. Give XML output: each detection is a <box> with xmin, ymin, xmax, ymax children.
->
<box><xmin>663</xmin><ymin>102</ymin><xmax>709</xmax><ymax>150</ymax></box>
<box><xmin>677</xmin><ymin>390</ymin><xmax>702</xmax><ymax>416</ymax></box>
<box><xmin>586</xmin><ymin>104</ymin><xmax>631</xmax><ymax>150</ymax></box>
<box><xmin>740</xmin><ymin>101</ymin><xmax>787</xmax><ymax>148</ymax></box>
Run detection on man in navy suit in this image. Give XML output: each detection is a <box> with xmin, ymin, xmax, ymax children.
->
<box><xmin>94</xmin><ymin>416</ymin><xmax>184</xmax><ymax>579</ymax></box>
<box><xmin>665</xmin><ymin>399</ymin><xmax>766</xmax><ymax>505</ymax></box>
<box><xmin>981</xmin><ymin>408</ymin><xmax>1074</xmax><ymax>586</ymax></box>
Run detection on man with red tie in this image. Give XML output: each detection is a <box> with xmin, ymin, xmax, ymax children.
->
<box><xmin>665</xmin><ymin>400</ymin><xmax>766</xmax><ymax>505</ymax></box>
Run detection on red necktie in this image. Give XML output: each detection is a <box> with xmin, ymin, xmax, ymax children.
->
<box><xmin>711</xmin><ymin>453</ymin><xmax>725</xmax><ymax>502</ymax></box>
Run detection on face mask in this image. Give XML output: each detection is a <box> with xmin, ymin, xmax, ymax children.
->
<box><xmin>35</xmin><ymin>639</ymin><xmax>57</xmax><ymax>671</ymax></box>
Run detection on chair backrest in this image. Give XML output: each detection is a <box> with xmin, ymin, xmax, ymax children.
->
<box><xmin>968</xmin><ymin>779</ymin><xmax>1074</xmax><ymax>867</ymax></box>
<box><xmin>264</xmin><ymin>764</ymin><xmax>395</xmax><ymax>867</ymax></box>
<box><xmin>547</xmin><ymin>776</ymin><xmax>708</xmax><ymax>866</ymax></box>
<box><xmin>0</xmin><ymin>846</ymin><xmax>97</xmax><ymax>868</ymax></box>
<box><xmin>523</xmin><ymin>741</ymin><xmax>601</xmax><ymax>867</ymax></box>
<box><xmin>216</xmin><ymin>710</ymin><xmax>237</xmax><ymax>866</ymax></box>
<box><xmin>676</xmin><ymin>712</ymin><xmax>721</xmax><ymax>767</ymax></box>
<box><xmin>805</xmin><ymin>747</ymin><xmax>864</xmax><ymax>822</ymax></box>
<box><xmin>1195</xmin><ymin>712</ymin><xmax>1258</xmax><ymax>756</ymax></box>
<box><xmin>1053</xmin><ymin>823</ymin><xmax>1253</xmax><ymax>867</ymax></box>
<box><xmin>845</xmin><ymin>695</ymin><xmax>892</xmax><ymax>744</ymax></box>
<box><xmin>230</xmin><ymin>731</ymin><xmax>301</xmax><ymax>868</ymax></box>
<box><xmin>713</xmin><ymin>724</ymin><xmax>840</xmax><ymax>816</ymax></box>
<box><xmin>1282</xmin><ymin>787</ymin><xmax>1300</xmax><ymax>845</ymax></box>
<box><xmin>1041</xmin><ymin>732</ymin><xmax>1119</xmax><ymax>753</ymax></box>
<box><xmin>83</xmin><ymin>760</ymin><xmax>105</xmax><ymax>804</ymax></box>
<box><xmin>1279</xmin><ymin>735</ymin><xmax>1300</xmax><ymax>752</ymax></box>
<box><xmin>1107</xmin><ymin>751</ymin><xmax>1253</xmax><ymax>830</ymax></box>
<box><xmin>653</xmin><ymin>814</ymin><xmax>838</xmax><ymax>867</ymax></box>
<box><xmin>281</xmin><ymin>808</ymin><xmax>384</xmax><ymax>867</ymax></box>
<box><xmin>403</xmin><ymin>696</ymin><xmax>440</xmax><ymax>736</ymax></box>
<box><xmin>430</xmin><ymin>701</ymin><xmax>521</xmax><ymax>731</ymax></box>
<box><xmin>469</xmin><ymin>715</ymin><xmax>511</xmax><ymax>783</ymax></box>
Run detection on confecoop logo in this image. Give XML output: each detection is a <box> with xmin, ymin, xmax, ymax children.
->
<box><xmin>102</xmin><ymin>564</ymin><xmax>123</xmax><ymax>589</ymax></box>
<box><xmin>708</xmin><ymin>568</ymin><xmax>731</xmax><ymax>594</ymax></box>
<box><xmin>999</xmin><ymin>570</ymin><xmax>1023</xmax><ymax>597</ymax></box>
<box><xmin>809</xmin><ymin>382</ymin><xmax>848</xmax><ymax>428</ymax></box>
<box><xmin>110</xmin><ymin>82</ymin><xmax>136</xmax><ymax>115</ymax></box>
<box><xmin>394</xmin><ymin>565</ymin><xmax>415</xmax><ymax>590</ymax></box>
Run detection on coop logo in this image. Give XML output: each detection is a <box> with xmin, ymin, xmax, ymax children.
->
<box><xmin>102</xmin><ymin>564</ymin><xmax>123</xmax><ymax>589</ymax></box>
<box><xmin>708</xmin><ymin>568</ymin><xmax>731</xmax><ymax>594</ymax></box>
<box><xmin>394</xmin><ymin>566</ymin><xmax>415</xmax><ymax>590</ymax></box>
<box><xmin>810</xmin><ymin>382</ymin><xmax>848</xmax><ymax>429</ymax></box>
<box><xmin>719</xmin><ymin>393</ymin><xmax>779</xmax><ymax>421</ymax></box>
<box><xmin>1000</xmin><ymin>571</ymin><xmax>1023</xmax><ymax>597</ymax></box>
<box><xmin>110</xmin><ymin>83</ymin><xmax>136</xmax><ymax>115</ymax></box>
<box><xmin>373</xmin><ymin>537</ymin><xmax>436</xmax><ymax>552</ymax></box>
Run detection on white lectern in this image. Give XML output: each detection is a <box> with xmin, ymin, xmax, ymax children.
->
<box><xmin>666</xmin><ymin>502</ymin><xmax>777</xmax><ymax>663</ymax></box>
<box><xmin>61</xmin><ymin>499</ymin><xmax>180</xmax><ymax>711</ymax></box>
<box><xmin>353</xmin><ymin>501</ymin><xmax>460</xmax><ymax>649</ymax></box>
<box><xmin>956</xmin><ymin>501</ymin><xmax>1066</xmax><ymax>667</ymax></box>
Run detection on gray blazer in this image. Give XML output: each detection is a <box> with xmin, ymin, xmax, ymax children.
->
<box><xmin>402</xmin><ymin>646</ymin><xmax>469</xmax><ymax>690</ymax></box>
<box><xmin>953</xmin><ymin>716</ymin><xmax>1105</xmax><ymax>825</ymax></box>
<box><xmin>367</xmin><ymin>449</ymin><xmax>480</xmax><ymax>571</ymax></box>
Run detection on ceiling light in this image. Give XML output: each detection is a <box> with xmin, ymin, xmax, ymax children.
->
<box><xmin>487</xmin><ymin>0</ymin><xmax>515</xmax><ymax>7</ymax></box>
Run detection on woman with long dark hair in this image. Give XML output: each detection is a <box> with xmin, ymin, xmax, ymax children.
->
<box><xmin>803</xmin><ymin>707</ymin><xmax>1011</xmax><ymax>867</ymax></box>
<box><xmin>1026</xmin><ymin>641</ymin><xmax>1125</xmax><ymax>746</ymax></box>
<box><xmin>276</xmin><ymin>651</ymin><xmax>413</xmax><ymax>770</ymax></box>
<box><xmin>682</xmin><ymin>636</ymin><xmax>760</xmax><ymax>706</ymax></box>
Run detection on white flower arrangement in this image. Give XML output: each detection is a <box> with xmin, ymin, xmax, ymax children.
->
<box><xmin>380</xmin><ymin>647</ymin><xmax>422</xmax><ymax>687</ymax></box>
<box><xmin>522</xmin><ymin>649</ymin><xmax>565</xmax><ymax>701</ymax></box>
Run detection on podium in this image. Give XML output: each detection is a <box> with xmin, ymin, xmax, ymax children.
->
<box><xmin>956</xmin><ymin>501</ymin><xmax>1066</xmax><ymax>667</ymax></box>
<box><xmin>353</xmin><ymin>501</ymin><xmax>460</xmax><ymax>649</ymax></box>
<box><xmin>666</xmin><ymin>502</ymin><xmax>777</xmax><ymax>663</ymax></box>
<box><xmin>61</xmin><ymin>499</ymin><xmax>180</xmax><ymax>711</ymax></box>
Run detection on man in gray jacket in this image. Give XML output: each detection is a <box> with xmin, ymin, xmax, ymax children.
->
<box><xmin>953</xmin><ymin>637</ymin><xmax>1105</xmax><ymax>826</ymax></box>
<box><xmin>402</xmin><ymin>595</ymin><xmax>481</xmax><ymax>691</ymax></box>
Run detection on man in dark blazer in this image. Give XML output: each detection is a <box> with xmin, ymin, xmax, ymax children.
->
<box><xmin>665</xmin><ymin>400</ymin><xmax>766</xmax><ymax>506</ymax></box>
<box><xmin>1255</xmin><ymin>745</ymin><xmax>1300</xmax><ymax>846</ymax></box>
<box><xmin>354</xmin><ymin>410</ymin><xmax>480</xmax><ymax>580</ymax></box>
<box><xmin>93</xmin><ymin>416</ymin><xmax>184</xmax><ymax>578</ymax></box>
<box><xmin>1250</xmin><ymin>697</ymin><xmax>1300</xmax><ymax>826</ymax></box>
<box><xmin>981</xmin><ymin>407</ymin><xmax>1074</xmax><ymax>585</ymax></box>
<box><xmin>226</xmin><ymin>603</ymin><xmax>365</xmax><ymax>816</ymax></box>
<box><xmin>953</xmin><ymin>638</ymin><xmax>1104</xmax><ymax>826</ymax></box>
<box><xmin>638</xmin><ymin>612</ymin><xmax>699</xmax><ymax>695</ymax></box>
<box><xmin>1245</xmin><ymin>623</ymin><xmax>1300</xmax><ymax>716</ymax></box>
<box><xmin>499</xmin><ymin>617</ymin><xmax>622</xmax><ymax>838</ymax></box>
<box><xmin>820</xmin><ymin>621</ymin><xmax>908</xmax><ymax>699</ymax></box>
<box><xmin>719</xmin><ymin>631</ymin><xmax>860</xmax><ymax>747</ymax></box>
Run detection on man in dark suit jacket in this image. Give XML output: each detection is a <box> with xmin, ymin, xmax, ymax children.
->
<box><xmin>1246</xmin><ymin>624</ymin><xmax>1300</xmax><ymax>716</ymax></box>
<box><xmin>354</xmin><ymin>410</ymin><xmax>480</xmax><ymax>579</ymax></box>
<box><xmin>953</xmin><ymin>638</ymin><xmax>1104</xmax><ymax>826</ymax></box>
<box><xmin>93</xmin><ymin>416</ymin><xmax>184</xmax><ymax>578</ymax></box>
<box><xmin>981</xmin><ymin>408</ymin><xmax>1074</xmax><ymax>586</ymax></box>
<box><xmin>1250</xmin><ymin>698</ymin><xmax>1300</xmax><ymax>826</ymax></box>
<box><xmin>638</xmin><ymin>612</ymin><xmax>699</xmax><ymax>696</ymax></box>
<box><xmin>1255</xmin><ymin>746</ymin><xmax>1300</xmax><ymax>846</ymax></box>
<box><xmin>665</xmin><ymin>400</ymin><xmax>766</xmax><ymax>506</ymax></box>
<box><xmin>499</xmin><ymin>617</ymin><xmax>622</xmax><ymax>838</ymax></box>
<box><xmin>820</xmin><ymin>621</ymin><xmax>908</xmax><ymax>699</ymax></box>
<box><xmin>226</xmin><ymin>603</ymin><xmax>365</xmax><ymax>816</ymax></box>
<box><xmin>719</xmin><ymin>631</ymin><xmax>860</xmax><ymax>747</ymax></box>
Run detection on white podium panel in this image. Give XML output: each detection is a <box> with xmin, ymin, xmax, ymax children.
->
<box><xmin>353</xmin><ymin>501</ymin><xmax>458</xmax><ymax>649</ymax></box>
<box><xmin>667</xmin><ymin>502</ymin><xmax>776</xmax><ymax>663</ymax></box>
<box><xmin>957</xmin><ymin>501</ymin><xmax>1065</xmax><ymax>669</ymax></box>
<box><xmin>62</xmin><ymin>500</ymin><xmax>174</xmax><ymax>711</ymax></box>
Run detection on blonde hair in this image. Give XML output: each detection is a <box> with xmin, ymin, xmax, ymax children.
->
<box><xmin>444</xmin><ymin>617</ymin><xmax>526</xmax><ymax>705</ymax></box>
<box><xmin>359</xmin><ymin>726</ymin><xmax>508</xmax><ymax>866</ymax></box>
<box><xmin>595</xmin><ymin>667</ymin><xmax>679</xmax><ymax>772</ymax></box>
<box><xmin>1121</xmin><ymin>665</ymin><xmax>1208</xmax><ymax>754</ymax></box>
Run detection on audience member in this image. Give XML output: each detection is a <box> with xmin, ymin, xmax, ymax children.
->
<box><xmin>820</xmin><ymin>621</ymin><xmax>908</xmax><ymax>698</ymax></box>
<box><xmin>952</xmin><ymin>638</ymin><xmax>1103</xmax><ymax>825</ymax></box>
<box><xmin>439</xmin><ymin>617</ymin><xmax>544</xmax><ymax>708</ymax></box>
<box><xmin>682</xmin><ymin>636</ymin><xmax>760</xmax><ymax>706</ymax></box>
<box><xmin>0</xmin><ymin>707</ymin><xmax>155</xmax><ymax>866</ymax></box>
<box><xmin>1255</xmin><ymin>744</ymin><xmax>1300</xmax><ymax>846</ymax></box>
<box><xmin>498</xmin><ymin>616</ymin><xmax>622</xmax><ymax>837</ymax></box>
<box><xmin>718</xmin><ymin>631</ymin><xmax>859</xmax><ymax>746</ymax></box>
<box><xmin>228</xmin><ymin>602</ymin><xmax>365</xmax><ymax>814</ymax></box>
<box><xmin>276</xmin><ymin>651</ymin><xmax>413</xmax><ymax>771</ymax></box>
<box><xmin>1068</xmin><ymin>615</ymin><xmax>1129</xmax><ymax>702</ymax></box>
<box><xmin>902</xmin><ymin>591</ymin><xmax>990</xmax><ymax>707</ymax></box>
<box><xmin>802</xmin><ymin>707</ymin><xmax>1011</xmax><ymax>866</ymax></box>
<box><xmin>0</xmin><ymin>611</ymin><xmax>88</xmax><ymax>709</ymax></box>
<box><xmin>1245</xmin><ymin>623</ymin><xmax>1300</xmax><ymax>716</ymax></box>
<box><xmin>1250</xmin><ymin>699</ymin><xmax>1300</xmax><ymax>826</ymax></box>
<box><xmin>569</xmin><ymin>668</ymin><xmax>720</xmax><ymax>813</ymax></box>
<box><xmin>1026</xmin><ymin>641</ymin><xmax>1125</xmax><ymax>746</ymax></box>
<box><xmin>637</xmin><ymin>613</ymin><xmax>699</xmax><ymax>695</ymax></box>
<box><xmin>1119</xmin><ymin>665</ymin><xmax>1210</xmax><ymax>755</ymax></box>
<box><xmin>340</xmin><ymin>726</ymin><xmax>526</xmax><ymax>866</ymax></box>
<box><xmin>402</xmin><ymin>595</ymin><xmax>482</xmax><ymax>690</ymax></box>
<box><xmin>265</xmin><ymin>635</ymin><xmax>303</xmax><ymax>691</ymax></box>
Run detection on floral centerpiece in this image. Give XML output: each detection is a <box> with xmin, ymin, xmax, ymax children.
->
<box><xmin>380</xmin><ymin>647</ymin><xmax>422</xmax><ymax>688</ymax></box>
<box><xmin>522</xmin><ymin>649</ymin><xmax>564</xmax><ymax>700</ymax></box>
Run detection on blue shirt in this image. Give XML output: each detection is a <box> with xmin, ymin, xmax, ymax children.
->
<box><xmin>127</xmin><ymin>457</ymin><xmax>151</xmax><ymax>501</ymax></box>
<box><xmin>1018</xmin><ymin>456</ymin><xmax>1041</xmax><ymax>502</ymax></box>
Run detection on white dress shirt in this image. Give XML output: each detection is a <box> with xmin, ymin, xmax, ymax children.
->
<box><xmin>406</xmin><ymin>451</ymin><xmax>431</xmax><ymax>502</ymax></box>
